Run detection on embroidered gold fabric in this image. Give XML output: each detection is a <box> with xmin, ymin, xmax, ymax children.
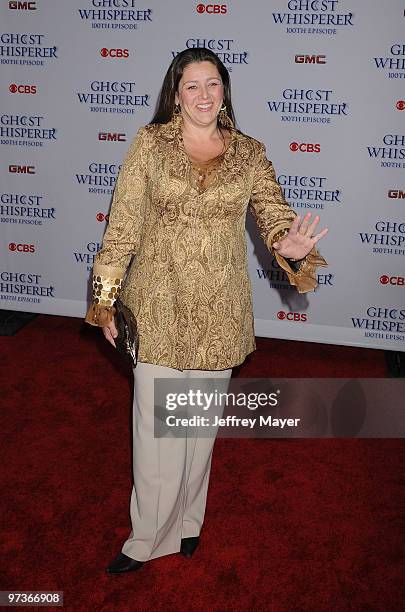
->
<box><xmin>84</xmin><ymin>116</ymin><xmax>328</xmax><ymax>370</ymax></box>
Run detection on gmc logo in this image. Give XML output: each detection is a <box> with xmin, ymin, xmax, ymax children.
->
<box><xmin>98</xmin><ymin>132</ymin><xmax>126</xmax><ymax>142</ymax></box>
<box><xmin>9</xmin><ymin>165</ymin><xmax>36</xmax><ymax>174</ymax></box>
<box><xmin>9</xmin><ymin>1</ymin><xmax>37</xmax><ymax>9</ymax></box>
<box><xmin>9</xmin><ymin>242</ymin><xmax>35</xmax><ymax>253</ymax></box>
<box><xmin>9</xmin><ymin>84</ymin><xmax>37</xmax><ymax>94</ymax></box>
<box><xmin>100</xmin><ymin>48</ymin><xmax>129</xmax><ymax>58</ymax></box>
<box><xmin>277</xmin><ymin>311</ymin><xmax>308</xmax><ymax>322</ymax></box>
<box><xmin>388</xmin><ymin>189</ymin><xmax>405</xmax><ymax>199</ymax></box>
<box><xmin>196</xmin><ymin>3</ymin><xmax>227</xmax><ymax>13</ymax></box>
<box><xmin>290</xmin><ymin>142</ymin><xmax>321</xmax><ymax>153</ymax></box>
<box><xmin>295</xmin><ymin>55</ymin><xmax>326</xmax><ymax>64</ymax></box>
<box><xmin>380</xmin><ymin>275</ymin><xmax>405</xmax><ymax>286</ymax></box>
<box><xmin>96</xmin><ymin>213</ymin><xmax>109</xmax><ymax>222</ymax></box>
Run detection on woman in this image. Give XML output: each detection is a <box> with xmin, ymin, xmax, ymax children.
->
<box><xmin>85</xmin><ymin>48</ymin><xmax>328</xmax><ymax>574</ymax></box>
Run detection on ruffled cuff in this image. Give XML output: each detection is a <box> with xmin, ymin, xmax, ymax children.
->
<box><xmin>85</xmin><ymin>303</ymin><xmax>116</xmax><ymax>327</ymax></box>
<box><xmin>275</xmin><ymin>246</ymin><xmax>328</xmax><ymax>293</ymax></box>
<box><xmin>269</xmin><ymin>227</ymin><xmax>328</xmax><ymax>293</ymax></box>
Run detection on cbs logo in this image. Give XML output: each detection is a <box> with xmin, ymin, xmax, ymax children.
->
<box><xmin>98</xmin><ymin>133</ymin><xmax>126</xmax><ymax>142</ymax></box>
<box><xmin>196</xmin><ymin>4</ymin><xmax>227</xmax><ymax>14</ymax></box>
<box><xmin>380</xmin><ymin>275</ymin><xmax>405</xmax><ymax>286</ymax></box>
<box><xmin>9</xmin><ymin>165</ymin><xmax>35</xmax><ymax>174</ymax></box>
<box><xmin>9</xmin><ymin>84</ymin><xmax>37</xmax><ymax>94</ymax></box>
<box><xmin>100</xmin><ymin>48</ymin><xmax>129</xmax><ymax>58</ymax></box>
<box><xmin>295</xmin><ymin>55</ymin><xmax>326</xmax><ymax>64</ymax></box>
<box><xmin>290</xmin><ymin>142</ymin><xmax>321</xmax><ymax>153</ymax></box>
<box><xmin>9</xmin><ymin>242</ymin><xmax>35</xmax><ymax>253</ymax></box>
<box><xmin>277</xmin><ymin>311</ymin><xmax>308</xmax><ymax>322</ymax></box>
<box><xmin>96</xmin><ymin>213</ymin><xmax>109</xmax><ymax>222</ymax></box>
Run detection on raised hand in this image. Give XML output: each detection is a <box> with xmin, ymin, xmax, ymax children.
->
<box><xmin>272</xmin><ymin>213</ymin><xmax>329</xmax><ymax>261</ymax></box>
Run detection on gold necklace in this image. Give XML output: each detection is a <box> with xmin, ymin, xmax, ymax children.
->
<box><xmin>192</xmin><ymin>129</ymin><xmax>226</xmax><ymax>191</ymax></box>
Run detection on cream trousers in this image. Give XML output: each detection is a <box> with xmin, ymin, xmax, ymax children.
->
<box><xmin>121</xmin><ymin>361</ymin><xmax>232</xmax><ymax>562</ymax></box>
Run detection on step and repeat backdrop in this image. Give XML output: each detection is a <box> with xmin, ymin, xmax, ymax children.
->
<box><xmin>0</xmin><ymin>0</ymin><xmax>404</xmax><ymax>351</ymax></box>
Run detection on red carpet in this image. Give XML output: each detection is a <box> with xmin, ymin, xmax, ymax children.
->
<box><xmin>1</xmin><ymin>314</ymin><xmax>404</xmax><ymax>611</ymax></box>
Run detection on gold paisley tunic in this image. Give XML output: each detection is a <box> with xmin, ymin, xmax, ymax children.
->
<box><xmin>85</xmin><ymin>117</ymin><xmax>327</xmax><ymax>371</ymax></box>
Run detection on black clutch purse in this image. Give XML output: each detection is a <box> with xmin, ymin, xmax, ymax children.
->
<box><xmin>113</xmin><ymin>297</ymin><xmax>139</xmax><ymax>368</ymax></box>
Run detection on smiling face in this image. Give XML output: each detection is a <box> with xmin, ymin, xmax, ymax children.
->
<box><xmin>175</xmin><ymin>60</ymin><xmax>224</xmax><ymax>128</ymax></box>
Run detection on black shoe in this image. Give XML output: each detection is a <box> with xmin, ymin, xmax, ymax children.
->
<box><xmin>180</xmin><ymin>536</ymin><xmax>200</xmax><ymax>558</ymax></box>
<box><xmin>106</xmin><ymin>552</ymin><xmax>144</xmax><ymax>574</ymax></box>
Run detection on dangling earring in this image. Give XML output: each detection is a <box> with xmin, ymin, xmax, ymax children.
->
<box><xmin>172</xmin><ymin>102</ymin><xmax>182</xmax><ymax>130</ymax></box>
<box><xmin>218</xmin><ymin>103</ymin><xmax>234</xmax><ymax>129</ymax></box>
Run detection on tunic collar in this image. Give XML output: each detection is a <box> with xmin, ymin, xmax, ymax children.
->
<box><xmin>161</xmin><ymin>113</ymin><xmax>239</xmax><ymax>193</ymax></box>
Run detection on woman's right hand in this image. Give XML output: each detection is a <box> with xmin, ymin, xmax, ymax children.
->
<box><xmin>102</xmin><ymin>318</ymin><xmax>118</xmax><ymax>347</ymax></box>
